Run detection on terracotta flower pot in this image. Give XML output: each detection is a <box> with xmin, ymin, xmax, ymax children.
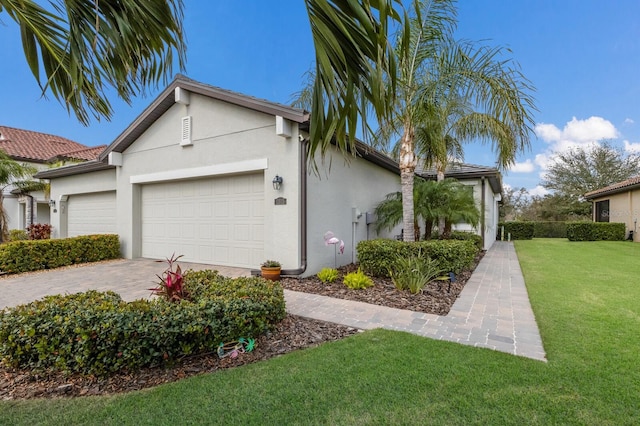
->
<box><xmin>261</xmin><ymin>266</ymin><xmax>281</xmax><ymax>281</ymax></box>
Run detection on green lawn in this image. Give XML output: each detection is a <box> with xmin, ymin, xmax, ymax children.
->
<box><xmin>1</xmin><ymin>239</ymin><xmax>639</xmax><ymax>425</ymax></box>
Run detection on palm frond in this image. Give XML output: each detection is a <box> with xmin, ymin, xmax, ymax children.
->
<box><xmin>1</xmin><ymin>0</ymin><xmax>186</xmax><ymax>124</ymax></box>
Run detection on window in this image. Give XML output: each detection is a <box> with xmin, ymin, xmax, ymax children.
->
<box><xmin>595</xmin><ymin>200</ymin><xmax>609</xmax><ymax>222</ymax></box>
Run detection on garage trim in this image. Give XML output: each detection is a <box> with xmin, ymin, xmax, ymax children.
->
<box><xmin>130</xmin><ymin>158</ymin><xmax>268</xmax><ymax>184</ymax></box>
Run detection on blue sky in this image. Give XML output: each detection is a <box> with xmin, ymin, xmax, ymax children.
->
<box><xmin>1</xmin><ymin>1</ymin><xmax>639</xmax><ymax>194</ymax></box>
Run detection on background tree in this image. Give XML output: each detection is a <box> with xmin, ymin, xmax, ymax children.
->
<box><xmin>542</xmin><ymin>141</ymin><xmax>640</xmax><ymax>198</ymax></box>
<box><xmin>1</xmin><ymin>0</ymin><xmax>186</xmax><ymax>125</ymax></box>
<box><xmin>519</xmin><ymin>194</ymin><xmax>590</xmax><ymax>222</ymax></box>
<box><xmin>499</xmin><ymin>186</ymin><xmax>529</xmax><ymax>221</ymax></box>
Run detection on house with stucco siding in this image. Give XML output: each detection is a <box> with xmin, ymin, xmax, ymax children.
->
<box><xmin>37</xmin><ymin>75</ymin><xmax>403</xmax><ymax>276</ymax></box>
<box><xmin>37</xmin><ymin>75</ymin><xmax>502</xmax><ymax>276</ymax></box>
<box><xmin>584</xmin><ymin>176</ymin><xmax>640</xmax><ymax>241</ymax></box>
<box><xmin>0</xmin><ymin>126</ymin><xmax>104</xmax><ymax>232</ymax></box>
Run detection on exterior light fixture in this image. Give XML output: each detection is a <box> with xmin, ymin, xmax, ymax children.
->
<box><xmin>272</xmin><ymin>175</ymin><xmax>283</xmax><ymax>190</ymax></box>
<box><xmin>48</xmin><ymin>199</ymin><xmax>56</xmax><ymax>208</ymax></box>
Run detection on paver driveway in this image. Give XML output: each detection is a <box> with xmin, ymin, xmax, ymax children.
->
<box><xmin>0</xmin><ymin>258</ymin><xmax>251</xmax><ymax>310</ymax></box>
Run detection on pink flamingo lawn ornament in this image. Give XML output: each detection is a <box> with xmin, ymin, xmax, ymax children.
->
<box><xmin>324</xmin><ymin>231</ymin><xmax>344</xmax><ymax>268</ymax></box>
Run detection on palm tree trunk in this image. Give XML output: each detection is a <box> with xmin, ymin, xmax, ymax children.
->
<box><xmin>436</xmin><ymin>163</ymin><xmax>446</xmax><ymax>235</ymax></box>
<box><xmin>399</xmin><ymin>124</ymin><xmax>417</xmax><ymax>242</ymax></box>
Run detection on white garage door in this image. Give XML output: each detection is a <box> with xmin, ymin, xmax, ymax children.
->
<box><xmin>141</xmin><ymin>173</ymin><xmax>264</xmax><ymax>268</ymax></box>
<box><xmin>67</xmin><ymin>191</ymin><xmax>117</xmax><ymax>236</ymax></box>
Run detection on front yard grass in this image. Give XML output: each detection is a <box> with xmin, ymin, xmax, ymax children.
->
<box><xmin>1</xmin><ymin>239</ymin><xmax>639</xmax><ymax>425</ymax></box>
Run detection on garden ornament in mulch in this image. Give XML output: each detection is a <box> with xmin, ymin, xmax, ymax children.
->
<box><xmin>323</xmin><ymin>231</ymin><xmax>344</xmax><ymax>268</ymax></box>
<box><xmin>217</xmin><ymin>338</ymin><xmax>256</xmax><ymax>359</ymax></box>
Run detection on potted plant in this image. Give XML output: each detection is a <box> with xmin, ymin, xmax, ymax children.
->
<box><xmin>260</xmin><ymin>260</ymin><xmax>281</xmax><ymax>281</ymax></box>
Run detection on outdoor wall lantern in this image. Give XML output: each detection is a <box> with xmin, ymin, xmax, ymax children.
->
<box><xmin>272</xmin><ymin>175</ymin><xmax>283</xmax><ymax>190</ymax></box>
<box><xmin>48</xmin><ymin>199</ymin><xmax>56</xmax><ymax>209</ymax></box>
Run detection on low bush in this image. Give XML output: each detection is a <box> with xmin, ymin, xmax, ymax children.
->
<box><xmin>389</xmin><ymin>254</ymin><xmax>444</xmax><ymax>294</ymax></box>
<box><xmin>343</xmin><ymin>268</ymin><xmax>374</xmax><ymax>289</ymax></box>
<box><xmin>497</xmin><ymin>222</ymin><xmax>535</xmax><ymax>240</ymax></box>
<box><xmin>566</xmin><ymin>222</ymin><xmax>625</xmax><ymax>241</ymax></box>
<box><xmin>0</xmin><ymin>234</ymin><xmax>120</xmax><ymax>274</ymax></box>
<box><xmin>0</xmin><ymin>271</ymin><xmax>286</xmax><ymax>376</ymax></box>
<box><xmin>357</xmin><ymin>239</ymin><xmax>477</xmax><ymax>278</ymax></box>
<box><xmin>448</xmin><ymin>231</ymin><xmax>483</xmax><ymax>249</ymax></box>
<box><xmin>8</xmin><ymin>229</ymin><xmax>28</xmax><ymax>242</ymax></box>
<box><xmin>317</xmin><ymin>267</ymin><xmax>339</xmax><ymax>283</ymax></box>
<box><xmin>533</xmin><ymin>221</ymin><xmax>567</xmax><ymax>238</ymax></box>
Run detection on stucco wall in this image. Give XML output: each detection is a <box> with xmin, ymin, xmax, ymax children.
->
<box><xmin>115</xmin><ymin>93</ymin><xmax>302</xmax><ymax>266</ymax></box>
<box><xmin>305</xmin><ymin>148</ymin><xmax>401</xmax><ymax>276</ymax></box>
<box><xmin>591</xmin><ymin>190</ymin><xmax>640</xmax><ymax>241</ymax></box>
<box><xmin>49</xmin><ymin>169</ymin><xmax>117</xmax><ymax>239</ymax></box>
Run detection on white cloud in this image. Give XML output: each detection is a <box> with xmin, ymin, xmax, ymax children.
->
<box><xmin>624</xmin><ymin>118</ymin><xmax>635</xmax><ymax>125</ymax></box>
<box><xmin>535</xmin><ymin>116</ymin><xmax>619</xmax><ymax>151</ymax></box>
<box><xmin>534</xmin><ymin>153</ymin><xmax>551</xmax><ymax>170</ymax></box>
<box><xmin>509</xmin><ymin>159</ymin><xmax>535</xmax><ymax>173</ymax></box>
<box><xmin>624</xmin><ymin>140</ymin><xmax>640</xmax><ymax>153</ymax></box>
<box><xmin>527</xmin><ymin>185</ymin><xmax>549</xmax><ymax>197</ymax></box>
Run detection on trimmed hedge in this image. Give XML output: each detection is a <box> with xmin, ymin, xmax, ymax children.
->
<box><xmin>566</xmin><ymin>222</ymin><xmax>625</xmax><ymax>241</ymax></box>
<box><xmin>357</xmin><ymin>239</ymin><xmax>478</xmax><ymax>278</ymax></box>
<box><xmin>533</xmin><ymin>222</ymin><xmax>567</xmax><ymax>238</ymax></box>
<box><xmin>497</xmin><ymin>222</ymin><xmax>535</xmax><ymax>240</ymax></box>
<box><xmin>449</xmin><ymin>231</ymin><xmax>483</xmax><ymax>249</ymax></box>
<box><xmin>0</xmin><ymin>234</ymin><xmax>120</xmax><ymax>274</ymax></box>
<box><xmin>0</xmin><ymin>271</ymin><xmax>286</xmax><ymax>376</ymax></box>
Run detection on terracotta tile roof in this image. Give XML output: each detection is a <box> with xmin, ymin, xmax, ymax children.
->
<box><xmin>584</xmin><ymin>176</ymin><xmax>640</xmax><ymax>199</ymax></box>
<box><xmin>0</xmin><ymin>125</ymin><xmax>104</xmax><ymax>163</ymax></box>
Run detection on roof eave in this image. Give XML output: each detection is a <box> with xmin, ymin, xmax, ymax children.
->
<box><xmin>35</xmin><ymin>161</ymin><xmax>114</xmax><ymax>179</ymax></box>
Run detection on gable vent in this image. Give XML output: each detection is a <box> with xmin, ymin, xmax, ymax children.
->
<box><xmin>181</xmin><ymin>116</ymin><xmax>192</xmax><ymax>146</ymax></box>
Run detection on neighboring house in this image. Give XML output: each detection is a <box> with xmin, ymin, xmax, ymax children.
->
<box><xmin>37</xmin><ymin>75</ymin><xmax>503</xmax><ymax>275</ymax></box>
<box><xmin>0</xmin><ymin>126</ymin><xmax>104</xmax><ymax>231</ymax></box>
<box><xmin>417</xmin><ymin>163</ymin><xmax>502</xmax><ymax>250</ymax></box>
<box><xmin>584</xmin><ymin>177</ymin><xmax>640</xmax><ymax>241</ymax></box>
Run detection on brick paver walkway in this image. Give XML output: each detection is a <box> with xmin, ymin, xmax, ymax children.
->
<box><xmin>286</xmin><ymin>242</ymin><xmax>546</xmax><ymax>361</ymax></box>
<box><xmin>1</xmin><ymin>242</ymin><xmax>545</xmax><ymax>361</ymax></box>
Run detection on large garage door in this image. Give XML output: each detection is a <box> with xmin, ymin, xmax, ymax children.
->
<box><xmin>141</xmin><ymin>173</ymin><xmax>264</xmax><ymax>268</ymax></box>
<box><xmin>67</xmin><ymin>191</ymin><xmax>117</xmax><ymax>236</ymax></box>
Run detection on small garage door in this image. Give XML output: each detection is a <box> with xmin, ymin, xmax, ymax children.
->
<box><xmin>141</xmin><ymin>173</ymin><xmax>264</xmax><ymax>268</ymax></box>
<box><xmin>67</xmin><ymin>191</ymin><xmax>117</xmax><ymax>236</ymax></box>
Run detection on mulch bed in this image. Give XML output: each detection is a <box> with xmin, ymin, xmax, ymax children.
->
<box><xmin>0</xmin><ymin>251</ymin><xmax>483</xmax><ymax>401</ymax></box>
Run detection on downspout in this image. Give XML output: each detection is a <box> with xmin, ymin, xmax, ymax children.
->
<box><xmin>281</xmin><ymin>138</ymin><xmax>308</xmax><ymax>276</ymax></box>
<box><xmin>481</xmin><ymin>177</ymin><xmax>486</xmax><ymax>249</ymax></box>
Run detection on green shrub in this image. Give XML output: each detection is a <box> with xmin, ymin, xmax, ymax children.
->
<box><xmin>8</xmin><ymin>229</ymin><xmax>28</xmax><ymax>241</ymax></box>
<box><xmin>0</xmin><ymin>272</ymin><xmax>286</xmax><ymax>376</ymax></box>
<box><xmin>343</xmin><ymin>268</ymin><xmax>374</xmax><ymax>289</ymax></box>
<box><xmin>533</xmin><ymin>221</ymin><xmax>567</xmax><ymax>238</ymax></box>
<box><xmin>317</xmin><ymin>267</ymin><xmax>339</xmax><ymax>283</ymax></box>
<box><xmin>357</xmin><ymin>239</ymin><xmax>477</xmax><ymax>278</ymax></box>
<box><xmin>497</xmin><ymin>222</ymin><xmax>535</xmax><ymax>240</ymax></box>
<box><xmin>389</xmin><ymin>254</ymin><xmax>444</xmax><ymax>294</ymax></box>
<box><xmin>448</xmin><ymin>231</ymin><xmax>483</xmax><ymax>249</ymax></box>
<box><xmin>0</xmin><ymin>234</ymin><xmax>120</xmax><ymax>274</ymax></box>
<box><xmin>566</xmin><ymin>222</ymin><xmax>625</xmax><ymax>241</ymax></box>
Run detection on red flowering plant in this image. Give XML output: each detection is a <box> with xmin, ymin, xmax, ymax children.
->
<box><xmin>149</xmin><ymin>254</ymin><xmax>189</xmax><ymax>302</ymax></box>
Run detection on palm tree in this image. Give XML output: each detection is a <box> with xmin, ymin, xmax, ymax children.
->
<box><xmin>307</xmin><ymin>0</ymin><xmax>535</xmax><ymax>241</ymax></box>
<box><xmin>375</xmin><ymin>178</ymin><xmax>439</xmax><ymax>240</ymax></box>
<box><xmin>0</xmin><ymin>151</ymin><xmax>43</xmax><ymax>242</ymax></box>
<box><xmin>0</xmin><ymin>0</ymin><xmax>186</xmax><ymax>124</ymax></box>
<box><xmin>433</xmin><ymin>179</ymin><xmax>480</xmax><ymax>238</ymax></box>
<box><xmin>375</xmin><ymin>177</ymin><xmax>479</xmax><ymax>240</ymax></box>
<box><xmin>375</xmin><ymin>2</ymin><xmax>535</xmax><ymax>241</ymax></box>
